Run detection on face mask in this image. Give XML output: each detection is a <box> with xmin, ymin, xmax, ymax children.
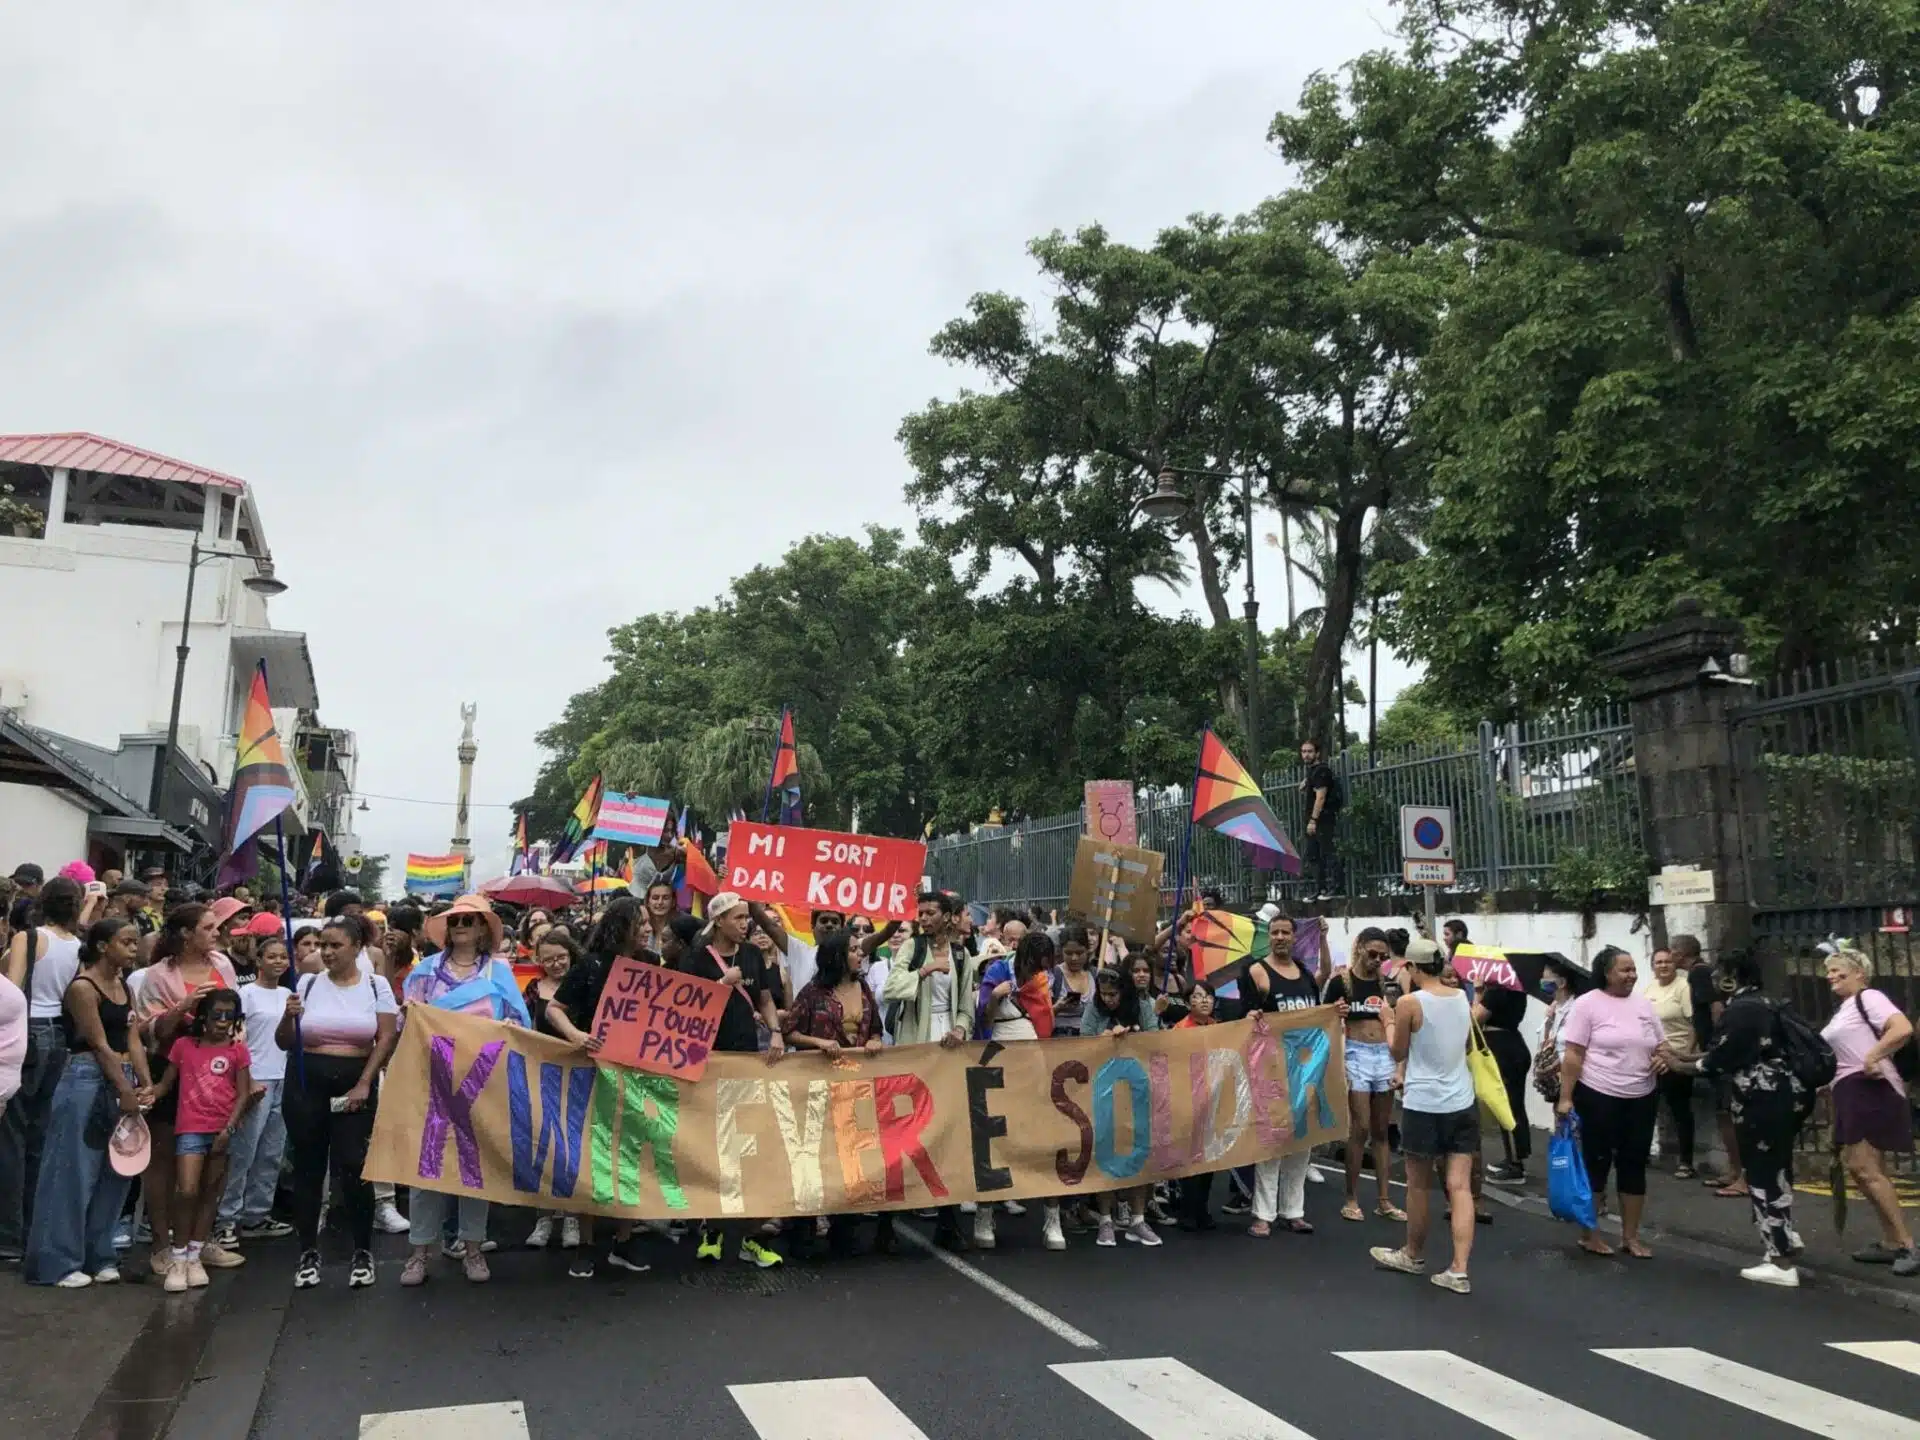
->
<box><xmin>1540</xmin><ymin>979</ymin><xmax>1558</xmax><ymax>999</ymax></box>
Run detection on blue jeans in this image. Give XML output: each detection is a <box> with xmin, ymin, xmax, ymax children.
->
<box><xmin>409</xmin><ymin>1186</ymin><xmax>489</xmax><ymax>1246</ymax></box>
<box><xmin>0</xmin><ymin>1020</ymin><xmax>69</xmax><ymax>1253</ymax></box>
<box><xmin>23</xmin><ymin>1055</ymin><xmax>133</xmax><ymax>1284</ymax></box>
<box><xmin>217</xmin><ymin>1079</ymin><xmax>285</xmax><ymax>1227</ymax></box>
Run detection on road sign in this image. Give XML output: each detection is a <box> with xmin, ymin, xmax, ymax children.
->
<box><xmin>1403</xmin><ymin>859</ymin><xmax>1457</xmax><ymax>886</ymax></box>
<box><xmin>1400</xmin><ymin>805</ymin><xmax>1454</xmax><ymax>862</ymax></box>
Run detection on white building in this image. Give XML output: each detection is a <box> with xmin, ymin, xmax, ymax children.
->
<box><xmin>0</xmin><ymin>432</ymin><xmax>358</xmax><ymax>880</ymax></box>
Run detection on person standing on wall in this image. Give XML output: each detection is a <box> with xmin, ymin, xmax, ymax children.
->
<box><xmin>1298</xmin><ymin>739</ymin><xmax>1342</xmax><ymax>900</ymax></box>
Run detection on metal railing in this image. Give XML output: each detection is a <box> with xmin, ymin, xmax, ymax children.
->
<box><xmin>927</xmin><ymin>707</ymin><xmax>1641</xmax><ymax>910</ymax></box>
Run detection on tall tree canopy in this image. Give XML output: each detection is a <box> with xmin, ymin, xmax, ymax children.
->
<box><xmin>1276</xmin><ymin>0</ymin><xmax>1920</xmax><ymax>710</ymax></box>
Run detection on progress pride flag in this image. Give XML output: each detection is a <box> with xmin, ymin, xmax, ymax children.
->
<box><xmin>725</xmin><ymin>822</ymin><xmax>926</xmax><ymax>922</ymax></box>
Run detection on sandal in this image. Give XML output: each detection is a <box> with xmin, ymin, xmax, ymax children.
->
<box><xmin>1341</xmin><ymin>1203</ymin><xmax>1365</xmax><ymax>1222</ymax></box>
<box><xmin>1248</xmin><ymin>1220</ymin><xmax>1271</xmax><ymax>1238</ymax></box>
<box><xmin>1714</xmin><ymin>1182</ymin><xmax>1747</xmax><ymax>1198</ymax></box>
<box><xmin>1375</xmin><ymin>1203</ymin><xmax>1408</xmax><ymax>1222</ymax></box>
<box><xmin>1281</xmin><ymin>1217</ymin><xmax>1314</xmax><ymax>1234</ymax></box>
<box><xmin>1672</xmin><ymin>1165</ymin><xmax>1695</xmax><ymax>1180</ymax></box>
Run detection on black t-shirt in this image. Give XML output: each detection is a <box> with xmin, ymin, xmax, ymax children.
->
<box><xmin>676</xmin><ymin>944</ymin><xmax>772</xmax><ymax>1053</ymax></box>
<box><xmin>1302</xmin><ymin>761</ymin><xmax>1340</xmax><ymax>813</ymax></box>
<box><xmin>1479</xmin><ymin>983</ymin><xmax>1527</xmax><ymax>1031</ymax></box>
<box><xmin>1686</xmin><ymin>963</ymin><xmax>1718</xmax><ymax>1048</ymax></box>
<box><xmin>554</xmin><ymin>953</ymin><xmax>617</xmax><ymax>1033</ymax></box>
<box><xmin>1250</xmin><ymin>960</ymin><xmax>1320</xmax><ymax>1013</ymax></box>
<box><xmin>1323</xmin><ymin>967</ymin><xmax>1395</xmax><ymax>1024</ymax></box>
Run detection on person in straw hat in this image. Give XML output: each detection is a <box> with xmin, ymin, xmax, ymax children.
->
<box><xmin>398</xmin><ymin>895</ymin><xmax>529</xmax><ymax>1286</ymax></box>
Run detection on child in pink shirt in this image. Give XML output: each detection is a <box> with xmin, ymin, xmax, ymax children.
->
<box><xmin>151</xmin><ymin>989</ymin><xmax>251</xmax><ymax>1291</ymax></box>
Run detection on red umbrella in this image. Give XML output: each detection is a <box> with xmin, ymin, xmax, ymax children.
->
<box><xmin>478</xmin><ymin>874</ymin><xmax>579</xmax><ymax>908</ymax></box>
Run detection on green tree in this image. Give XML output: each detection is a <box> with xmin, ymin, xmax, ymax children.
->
<box><xmin>1275</xmin><ymin>0</ymin><xmax>1920</xmax><ymax>709</ymax></box>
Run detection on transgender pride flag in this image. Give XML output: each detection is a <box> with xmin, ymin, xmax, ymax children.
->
<box><xmin>592</xmin><ymin>791</ymin><xmax>670</xmax><ymax>846</ymax></box>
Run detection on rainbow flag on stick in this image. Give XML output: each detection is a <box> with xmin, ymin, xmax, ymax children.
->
<box><xmin>405</xmin><ymin>853</ymin><xmax>465</xmax><ymax>897</ymax></box>
<box><xmin>217</xmin><ymin>662</ymin><xmax>298</xmax><ymax>887</ymax></box>
<box><xmin>1191</xmin><ymin>728</ymin><xmax>1300</xmax><ymax>874</ymax></box>
<box><xmin>678</xmin><ymin>836</ymin><xmax>721</xmax><ymax>918</ymax></box>
<box><xmin>551</xmin><ymin>775</ymin><xmax>603</xmax><ymax>864</ymax></box>
<box><xmin>593</xmin><ymin>792</ymin><xmax>671</xmax><ymax>846</ymax></box>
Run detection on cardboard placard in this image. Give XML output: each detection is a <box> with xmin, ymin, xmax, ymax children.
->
<box><xmin>1066</xmin><ymin>836</ymin><xmax>1165</xmax><ymax>942</ymax></box>
<box><xmin>1083</xmin><ymin>780</ymin><xmax>1138</xmax><ymax>845</ymax></box>
<box><xmin>724</xmin><ymin>822</ymin><xmax>926</xmax><ymax>922</ymax></box>
<box><xmin>590</xmin><ymin>955</ymin><xmax>732</xmax><ymax>1081</ymax></box>
<box><xmin>365</xmin><ymin>1005</ymin><xmax>1346</xmax><ymax>1220</ymax></box>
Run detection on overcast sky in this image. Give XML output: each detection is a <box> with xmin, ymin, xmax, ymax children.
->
<box><xmin>3</xmin><ymin>1</ymin><xmax>1407</xmax><ymax>886</ymax></box>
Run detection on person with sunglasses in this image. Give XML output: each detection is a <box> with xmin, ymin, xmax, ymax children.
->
<box><xmin>1324</xmin><ymin>927</ymin><xmax>1405</xmax><ymax>1225</ymax></box>
<box><xmin>398</xmin><ymin>896</ymin><xmax>528</xmax><ymax>1286</ymax></box>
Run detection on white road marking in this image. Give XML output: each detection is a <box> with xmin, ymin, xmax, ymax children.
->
<box><xmin>1338</xmin><ymin>1351</ymin><xmax>1647</xmax><ymax>1439</ymax></box>
<box><xmin>1051</xmin><ymin>1356</ymin><xmax>1315</xmax><ymax>1439</ymax></box>
<box><xmin>1598</xmin><ymin>1346</ymin><xmax>1920</xmax><ymax>1439</ymax></box>
<box><xmin>360</xmin><ymin>1401</ymin><xmax>531</xmax><ymax>1440</ymax></box>
<box><xmin>893</xmin><ymin>1221</ymin><xmax>1102</xmax><ymax>1350</ymax></box>
<box><xmin>728</xmin><ymin>1377</ymin><xmax>931</xmax><ymax>1439</ymax></box>
<box><xmin>1834</xmin><ymin>1341</ymin><xmax>1920</xmax><ymax>1377</ymax></box>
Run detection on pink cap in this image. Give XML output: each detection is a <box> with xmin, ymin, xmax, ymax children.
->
<box><xmin>209</xmin><ymin>896</ymin><xmax>253</xmax><ymax>929</ymax></box>
<box><xmin>59</xmin><ymin>860</ymin><xmax>97</xmax><ymax>885</ymax></box>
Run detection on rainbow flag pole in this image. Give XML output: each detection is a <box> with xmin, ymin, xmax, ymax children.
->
<box><xmin>275</xmin><ymin>814</ymin><xmax>302</xmax><ymax>1088</ymax></box>
<box><xmin>1163</xmin><ymin>734</ymin><xmax>1204</xmax><ymax>981</ymax></box>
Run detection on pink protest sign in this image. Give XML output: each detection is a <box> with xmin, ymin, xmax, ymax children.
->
<box><xmin>1084</xmin><ymin>781</ymin><xmax>1138</xmax><ymax>846</ymax></box>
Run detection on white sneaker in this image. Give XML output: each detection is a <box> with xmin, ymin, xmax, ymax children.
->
<box><xmin>1306</xmin><ymin>1164</ymin><xmax>1328</xmax><ymax>1184</ymax></box>
<box><xmin>54</xmin><ymin>1270</ymin><xmax>93</xmax><ymax>1289</ymax></box>
<box><xmin>959</xmin><ymin>1201</ymin><xmax>977</xmax><ymax>1215</ymax></box>
<box><xmin>1741</xmin><ymin>1260</ymin><xmax>1800</xmax><ymax>1287</ymax></box>
<box><xmin>92</xmin><ymin>1265</ymin><xmax>121</xmax><ymax>1285</ymax></box>
<box><xmin>561</xmin><ymin>1217</ymin><xmax>582</xmax><ymax>1250</ymax></box>
<box><xmin>1042</xmin><ymin>1207</ymin><xmax>1066</xmax><ymax>1251</ymax></box>
<box><xmin>973</xmin><ymin>1210</ymin><xmax>996</xmax><ymax>1249</ymax></box>
<box><xmin>1125</xmin><ymin>1218</ymin><xmax>1163</xmax><ymax>1247</ymax></box>
<box><xmin>374</xmin><ymin>1202</ymin><xmax>409</xmax><ymax>1234</ymax></box>
<box><xmin>1002</xmin><ymin>1199</ymin><xmax>1027</xmax><ymax>1216</ymax></box>
<box><xmin>526</xmin><ymin>1217</ymin><xmax>554</xmax><ymax>1249</ymax></box>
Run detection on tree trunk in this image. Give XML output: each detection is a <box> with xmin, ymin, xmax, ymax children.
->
<box><xmin>1302</xmin><ymin>503</ymin><xmax>1368</xmax><ymax>747</ymax></box>
<box><xmin>1180</xmin><ymin>479</ymin><xmax>1248</xmax><ymax>734</ymax></box>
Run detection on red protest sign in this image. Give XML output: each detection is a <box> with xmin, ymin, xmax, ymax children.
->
<box><xmin>1451</xmin><ymin>942</ymin><xmax>1522</xmax><ymax>993</ymax></box>
<box><xmin>724</xmin><ymin>822</ymin><xmax>926</xmax><ymax>922</ymax></box>
<box><xmin>590</xmin><ymin>955</ymin><xmax>732</xmax><ymax>1081</ymax></box>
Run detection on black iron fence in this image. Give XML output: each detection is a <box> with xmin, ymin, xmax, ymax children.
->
<box><xmin>927</xmin><ymin>707</ymin><xmax>1641</xmax><ymax>911</ymax></box>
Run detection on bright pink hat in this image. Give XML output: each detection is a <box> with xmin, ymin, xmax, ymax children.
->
<box><xmin>209</xmin><ymin>896</ymin><xmax>253</xmax><ymax>929</ymax></box>
<box><xmin>242</xmin><ymin>913</ymin><xmax>285</xmax><ymax>937</ymax></box>
<box><xmin>58</xmin><ymin>860</ymin><xmax>96</xmax><ymax>885</ymax></box>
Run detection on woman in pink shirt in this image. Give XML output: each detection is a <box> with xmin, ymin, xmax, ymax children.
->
<box><xmin>1556</xmin><ymin>946</ymin><xmax>1666</xmax><ymax>1258</ymax></box>
<box><xmin>1822</xmin><ymin>948</ymin><xmax>1916</xmax><ymax>1275</ymax></box>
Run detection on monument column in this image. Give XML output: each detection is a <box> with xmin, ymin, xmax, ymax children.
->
<box><xmin>452</xmin><ymin>703</ymin><xmax>477</xmax><ymax>883</ymax></box>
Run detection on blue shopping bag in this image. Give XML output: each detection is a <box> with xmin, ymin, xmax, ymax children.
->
<box><xmin>1547</xmin><ymin>1113</ymin><xmax>1597</xmax><ymax>1229</ymax></box>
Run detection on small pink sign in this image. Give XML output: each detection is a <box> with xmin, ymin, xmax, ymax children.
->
<box><xmin>1084</xmin><ymin>781</ymin><xmax>1138</xmax><ymax>846</ymax></box>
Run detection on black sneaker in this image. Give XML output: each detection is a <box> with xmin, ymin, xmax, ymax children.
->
<box><xmin>1221</xmin><ymin>1197</ymin><xmax>1253</xmax><ymax>1216</ymax></box>
<box><xmin>568</xmin><ymin>1249</ymin><xmax>597</xmax><ymax>1280</ymax></box>
<box><xmin>293</xmin><ymin>1249</ymin><xmax>321</xmax><ymax>1289</ymax></box>
<box><xmin>1486</xmin><ymin>1163</ymin><xmax>1527</xmax><ymax>1188</ymax></box>
<box><xmin>606</xmin><ymin>1238</ymin><xmax>652</xmax><ymax>1274</ymax></box>
<box><xmin>348</xmin><ymin>1250</ymin><xmax>376</xmax><ymax>1288</ymax></box>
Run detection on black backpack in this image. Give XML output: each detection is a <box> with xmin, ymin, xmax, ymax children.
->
<box><xmin>1770</xmin><ymin>999</ymin><xmax>1837</xmax><ymax>1090</ymax></box>
<box><xmin>1856</xmin><ymin>992</ymin><xmax>1920</xmax><ymax>1084</ymax></box>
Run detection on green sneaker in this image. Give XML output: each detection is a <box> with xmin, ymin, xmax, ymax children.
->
<box><xmin>695</xmin><ymin>1228</ymin><xmax>723</xmax><ymax>1262</ymax></box>
<box><xmin>738</xmin><ymin>1237</ymin><xmax>783</xmax><ymax>1270</ymax></box>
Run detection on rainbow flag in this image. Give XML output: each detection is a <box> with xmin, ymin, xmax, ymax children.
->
<box><xmin>1191</xmin><ymin>729</ymin><xmax>1300</xmax><ymax>874</ymax></box>
<box><xmin>678</xmin><ymin>836</ymin><xmax>721</xmax><ymax>918</ymax></box>
<box><xmin>1190</xmin><ymin>908</ymin><xmax>1256</xmax><ymax>980</ymax></box>
<box><xmin>551</xmin><ymin>775</ymin><xmax>603</xmax><ymax>864</ymax></box>
<box><xmin>593</xmin><ymin>791</ymin><xmax>671</xmax><ymax>846</ymax></box>
<box><xmin>405</xmin><ymin>853</ymin><xmax>465</xmax><ymax>897</ymax></box>
<box><xmin>217</xmin><ymin>662</ymin><xmax>297</xmax><ymax>886</ymax></box>
<box><xmin>509</xmin><ymin>814</ymin><xmax>530</xmax><ymax>875</ymax></box>
<box><xmin>576</xmin><ymin>871</ymin><xmax>630</xmax><ymax>894</ymax></box>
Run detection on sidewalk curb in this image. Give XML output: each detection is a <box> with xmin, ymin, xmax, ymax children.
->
<box><xmin>1481</xmin><ymin>1185</ymin><xmax>1920</xmax><ymax>1318</ymax></box>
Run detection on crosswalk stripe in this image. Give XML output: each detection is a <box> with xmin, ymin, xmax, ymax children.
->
<box><xmin>1337</xmin><ymin>1350</ymin><xmax>1648</xmax><ymax>1439</ymax></box>
<box><xmin>727</xmin><ymin>1377</ymin><xmax>932</xmax><ymax>1440</ymax></box>
<box><xmin>1598</xmin><ymin>1346</ymin><xmax>1920</xmax><ymax>1439</ymax></box>
<box><xmin>359</xmin><ymin>1401</ymin><xmax>531</xmax><ymax>1440</ymax></box>
<box><xmin>1833</xmin><ymin>1341</ymin><xmax>1920</xmax><ymax>1378</ymax></box>
<box><xmin>1050</xmin><ymin>1356</ymin><xmax>1316</xmax><ymax>1439</ymax></box>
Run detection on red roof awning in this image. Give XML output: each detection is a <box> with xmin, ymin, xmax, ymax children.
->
<box><xmin>0</xmin><ymin>432</ymin><xmax>247</xmax><ymax>492</ymax></box>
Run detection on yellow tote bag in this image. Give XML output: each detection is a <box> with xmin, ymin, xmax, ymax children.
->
<box><xmin>1468</xmin><ymin>1015</ymin><xmax>1516</xmax><ymax>1132</ymax></box>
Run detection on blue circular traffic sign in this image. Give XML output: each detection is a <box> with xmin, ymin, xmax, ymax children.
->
<box><xmin>1412</xmin><ymin>816</ymin><xmax>1446</xmax><ymax>851</ymax></box>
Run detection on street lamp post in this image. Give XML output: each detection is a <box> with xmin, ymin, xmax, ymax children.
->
<box><xmin>148</xmin><ymin>538</ymin><xmax>288</xmax><ymax>834</ymax></box>
<box><xmin>1143</xmin><ymin>465</ymin><xmax>1263</xmax><ymax>776</ymax></box>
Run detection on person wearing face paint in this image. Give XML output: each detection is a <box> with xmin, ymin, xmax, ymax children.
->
<box><xmin>150</xmin><ymin>988</ymin><xmax>252</xmax><ymax>1291</ymax></box>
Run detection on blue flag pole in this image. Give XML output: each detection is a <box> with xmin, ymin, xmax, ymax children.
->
<box><xmin>1163</xmin><ymin>733</ymin><xmax>1205</xmax><ymax>982</ymax></box>
<box><xmin>760</xmin><ymin>705</ymin><xmax>787</xmax><ymax>823</ymax></box>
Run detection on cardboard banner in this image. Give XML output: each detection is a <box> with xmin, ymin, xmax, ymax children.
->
<box><xmin>724</xmin><ymin>822</ymin><xmax>926</xmax><ymax>922</ymax></box>
<box><xmin>1084</xmin><ymin>780</ymin><xmax>1138</xmax><ymax>845</ymax></box>
<box><xmin>1066</xmin><ymin>836</ymin><xmax>1165</xmax><ymax>942</ymax></box>
<box><xmin>365</xmin><ymin>1007</ymin><xmax>1345</xmax><ymax>1221</ymax></box>
<box><xmin>590</xmin><ymin>956</ymin><xmax>732</xmax><ymax>1081</ymax></box>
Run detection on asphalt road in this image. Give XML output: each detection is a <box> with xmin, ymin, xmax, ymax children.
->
<box><xmin>232</xmin><ymin>1180</ymin><xmax>1920</xmax><ymax>1440</ymax></box>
